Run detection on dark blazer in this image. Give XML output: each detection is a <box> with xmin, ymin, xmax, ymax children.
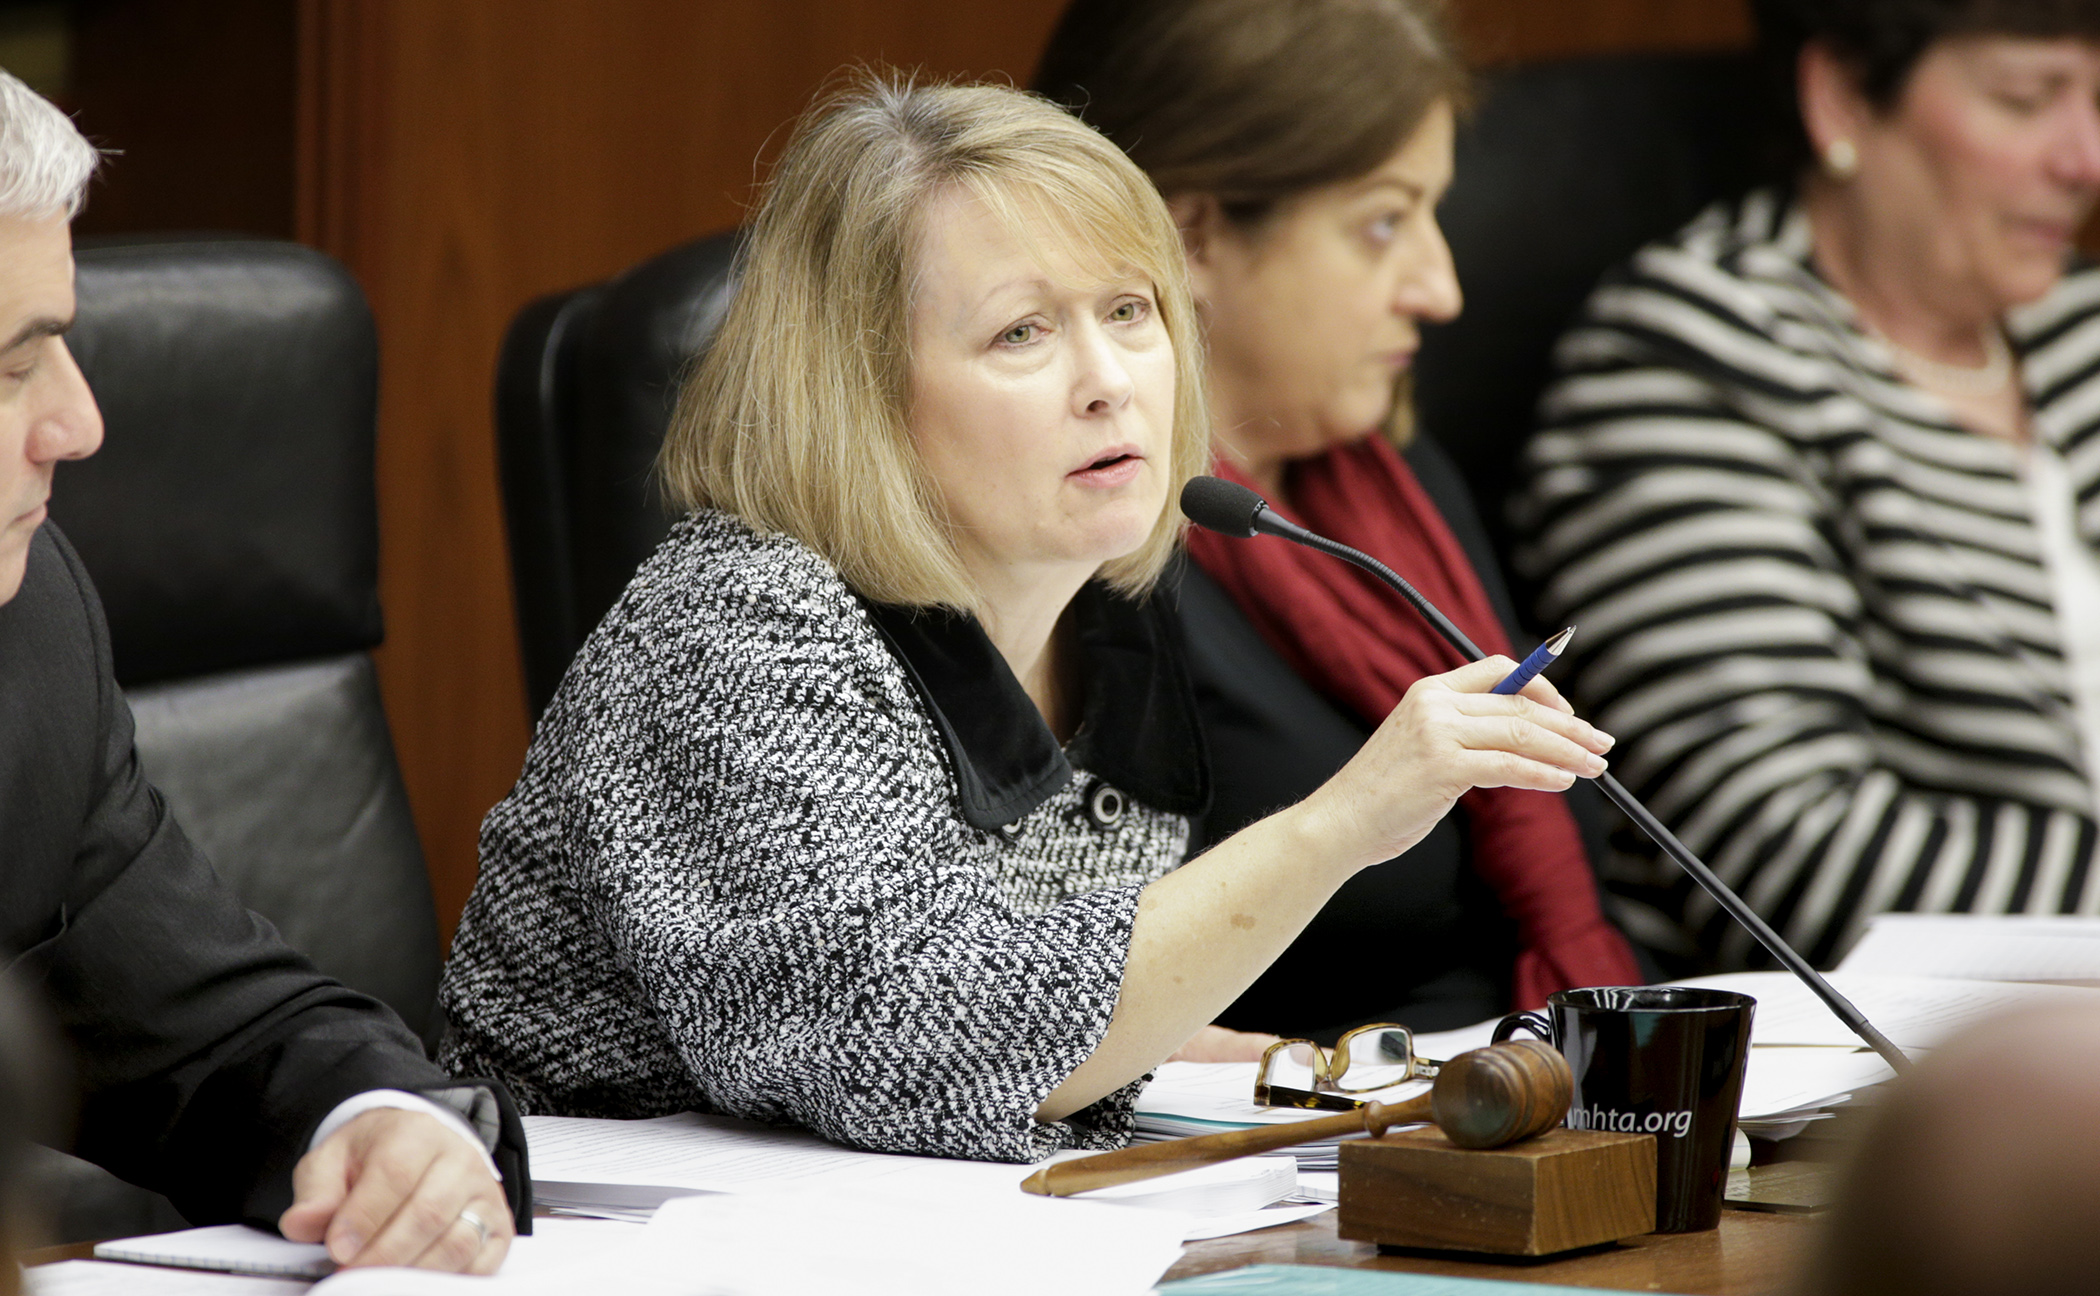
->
<box><xmin>1179</xmin><ymin>436</ymin><xmax>1618</xmax><ymax>1041</ymax></box>
<box><xmin>2</xmin><ymin>524</ymin><xmax>528</xmax><ymax>1228</ymax></box>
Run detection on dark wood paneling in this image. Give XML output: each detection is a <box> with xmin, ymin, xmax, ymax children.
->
<box><xmin>59</xmin><ymin>0</ymin><xmax>1761</xmax><ymax>251</ymax></box>
<box><xmin>68</xmin><ymin>0</ymin><xmax>298</xmax><ymax>238</ymax></box>
<box><xmin>1454</xmin><ymin>0</ymin><xmax>1754</xmax><ymax>66</ymax></box>
<box><xmin>296</xmin><ymin>0</ymin><xmax>1073</xmax><ymax>940</ymax></box>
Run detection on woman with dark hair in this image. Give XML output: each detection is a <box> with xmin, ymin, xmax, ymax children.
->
<box><xmin>1035</xmin><ymin>0</ymin><xmax>1642</xmax><ymax>1047</ymax></box>
<box><xmin>1521</xmin><ymin>0</ymin><xmax>2100</xmax><ymax>970</ymax></box>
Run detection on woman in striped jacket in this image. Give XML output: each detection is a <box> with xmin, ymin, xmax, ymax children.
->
<box><xmin>1520</xmin><ymin>0</ymin><xmax>2100</xmax><ymax>968</ymax></box>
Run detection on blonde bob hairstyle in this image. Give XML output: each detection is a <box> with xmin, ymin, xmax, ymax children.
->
<box><xmin>657</xmin><ymin>73</ymin><xmax>1210</xmax><ymax>615</ymax></box>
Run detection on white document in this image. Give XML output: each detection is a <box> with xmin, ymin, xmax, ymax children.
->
<box><xmin>1737</xmin><ymin>1046</ymin><xmax>1894</xmax><ymax>1120</ymax></box>
<box><xmin>1138</xmin><ymin>1062</ymin><xmax>1325</xmax><ymax>1128</ymax></box>
<box><xmin>310</xmin><ymin>1218</ymin><xmax>649</xmax><ymax>1294</ymax></box>
<box><xmin>38</xmin><ymin>1218</ymin><xmax>651</xmax><ymax>1296</ymax></box>
<box><xmin>92</xmin><ymin>1224</ymin><xmax>330</xmax><ymax>1279</ymax></box>
<box><xmin>1178</xmin><ymin>1203</ymin><xmax>1332</xmax><ymax>1240</ymax></box>
<box><xmin>27</xmin><ymin>1261</ymin><xmax>309</xmax><ymax>1295</ymax></box>
<box><xmin>1839</xmin><ymin>913</ymin><xmax>2100</xmax><ymax>984</ymax></box>
<box><xmin>644</xmin><ymin>1187</ymin><xmax>1188</xmax><ymax>1296</ymax></box>
<box><xmin>527</xmin><ymin>1110</ymin><xmax>1300</xmax><ymax>1239</ymax></box>
<box><xmin>1673</xmin><ymin>970</ymin><xmax>2100</xmax><ymax>1050</ymax></box>
<box><xmin>1072</xmin><ymin>1156</ymin><xmax>1296</xmax><ymax>1215</ymax></box>
<box><xmin>525</xmin><ymin>1111</ymin><xmax>1024</xmax><ymax>1200</ymax></box>
<box><xmin>1132</xmin><ymin>1063</ymin><xmax>1426</xmax><ymax>1171</ymax></box>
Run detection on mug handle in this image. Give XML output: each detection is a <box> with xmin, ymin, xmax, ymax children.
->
<box><xmin>1492</xmin><ymin>1011</ymin><xmax>1553</xmax><ymax>1046</ymax></box>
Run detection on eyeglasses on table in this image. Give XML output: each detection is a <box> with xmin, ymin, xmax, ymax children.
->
<box><xmin>1254</xmin><ymin>1023</ymin><xmax>1445</xmax><ymax>1112</ymax></box>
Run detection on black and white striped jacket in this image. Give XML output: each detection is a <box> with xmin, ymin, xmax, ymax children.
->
<box><xmin>1519</xmin><ymin>190</ymin><xmax>2100</xmax><ymax>968</ymax></box>
<box><xmin>439</xmin><ymin>509</ymin><xmax>1207</xmax><ymax>1161</ymax></box>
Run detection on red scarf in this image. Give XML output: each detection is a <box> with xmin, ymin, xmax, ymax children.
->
<box><xmin>1185</xmin><ymin>437</ymin><xmax>1640</xmax><ymax>1009</ymax></box>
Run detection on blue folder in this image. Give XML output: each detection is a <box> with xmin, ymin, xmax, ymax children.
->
<box><xmin>1159</xmin><ymin>1264</ymin><xmax>1620</xmax><ymax>1295</ymax></box>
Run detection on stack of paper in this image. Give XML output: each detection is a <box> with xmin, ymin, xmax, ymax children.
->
<box><xmin>1727</xmin><ymin>1045</ymin><xmax>1893</xmax><ymax>1138</ymax></box>
<box><xmin>30</xmin><ymin>1218</ymin><xmax>650</xmax><ymax>1296</ymax></box>
<box><xmin>1134</xmin><ymin>1062</ymin><xmax>1431</xmax><ymax>1170</ymax></box>
<box><xmin>1676</xmin><ymin>970</ymin><xmax>2100</xmax><ymax>1050</ymax></box>
<box><xmin>29</xmin><ymin>1262</ymin><xmax>309</xmax><ymax>1294</ymax></box>
<box><xmin>1839</xmin><ymin>912</ymin><xmax>2100</xmax><ymax>985</ymax></box>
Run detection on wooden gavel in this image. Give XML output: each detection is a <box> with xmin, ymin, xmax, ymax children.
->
<box><xmin>1021</xmin><ymin>1039</ymin><xmax>1573</xmax><ymax>1197</ymax></box>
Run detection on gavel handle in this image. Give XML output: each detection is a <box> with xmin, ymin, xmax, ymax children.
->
<box><xmin>1018</xmin><ymin>1095</ymin><xmax>1429</xmax><ymax>1197</ymax></box>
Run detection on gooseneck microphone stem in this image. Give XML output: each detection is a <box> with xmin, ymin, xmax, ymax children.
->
<box><xmin>1280</xmin><ymin>522</ymin><xmax>1489</xmax><ymax>661</ymax></box>
<box><xmin>1181</xmin><ymin>477</ymin><xmax>1910</xmax><ymax>1074</ymax></box>
<box><xmin>1587</xmin><ymin>770</ymin><xmax>1909</xmax><ymax>1070</ymax></box>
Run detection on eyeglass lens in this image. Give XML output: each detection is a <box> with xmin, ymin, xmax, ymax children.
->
<box><xmin>1330</xmin><ymin>1027</ymin><xmax>1417</xmax><ymax>1093</ymax></box>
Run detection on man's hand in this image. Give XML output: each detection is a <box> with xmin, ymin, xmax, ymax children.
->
<box><xmin>279</xmin><ymin>1107</ymin><xmax>512</xmax><ymax>1274</ymax></box>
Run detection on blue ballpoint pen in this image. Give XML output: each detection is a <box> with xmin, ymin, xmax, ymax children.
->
<box><xmin>1490</xmin><ymin>626</ymin><xmax>1575</xmax><ymax>695</ymax></box>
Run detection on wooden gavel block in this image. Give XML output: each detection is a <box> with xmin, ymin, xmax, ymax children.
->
<box><xmin>1337</xmin><ymin>1038</ymin><xmax>1657</xmax><ymax>1256</ymax></box>
<box><xmin>1339</xmin><ymin>1126</ymin><xmax>1657</xmax><ymax>1256</ymax></box>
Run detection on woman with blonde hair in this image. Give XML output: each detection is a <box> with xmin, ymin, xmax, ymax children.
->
<box><xmin>438</xmin><ymin>74</ymin><xmax>1611</xmax><ymax>1159</ymax></box>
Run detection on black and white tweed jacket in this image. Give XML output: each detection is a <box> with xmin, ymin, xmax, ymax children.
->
<box><xmin>440</xmin><ymin>509</ymin><xmax>1209</xmax><ymax>1162</ymax></box>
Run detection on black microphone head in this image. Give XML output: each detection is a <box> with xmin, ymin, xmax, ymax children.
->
<box><xmin>1180</xmin><ymin>476</ymin><xmax>1267</xmax><ymax>538</ymax></box>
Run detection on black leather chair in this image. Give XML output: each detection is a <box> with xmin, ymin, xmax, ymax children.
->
<box><xmin>1414</xmin><ymin>52</ymin><xmax>1762</xmax><ymax>606</ymax></box>
<box><xmin>495</xmin><ymin>52</ymin><xmax>1762</xmax><ymax>716</ymax></box>
<box><xmin>497</xmin><ymin>232</ymin><xmax>740</xmax><ymax>721</ymax></box>
<box><xmin>33</xmin><ymin>236</ymin><xmax>438</xmax><ymax>1240</ymax></box>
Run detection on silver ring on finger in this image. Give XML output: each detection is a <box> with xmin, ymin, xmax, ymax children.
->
<box><xmin>459</xmin><ymin>1206</ymin><xmax>490</xmax><ymax>1249</ymax></box>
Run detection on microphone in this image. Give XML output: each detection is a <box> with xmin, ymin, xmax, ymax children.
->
<box><xmin>1180</xmin><ymin>475</ymin><xmax>1910</xmax><ymax>1074</ymax></box>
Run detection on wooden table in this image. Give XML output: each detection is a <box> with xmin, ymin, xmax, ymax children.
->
<box><xmin>1166</xmin><ymin>1204</ymin><xmax>1816</xmax><ymax>1293</ymax></box>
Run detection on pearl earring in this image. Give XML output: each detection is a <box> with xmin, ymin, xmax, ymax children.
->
<box><xmin>1824</xmin><ymin>138</ymin><xmax>1859</xmax><ymax>179</ymax></box>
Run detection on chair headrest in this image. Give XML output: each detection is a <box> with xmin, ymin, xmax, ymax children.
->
<box><xmin>1415</xmin><ymin>51</ymin><xmax>1761</xmax><ymax>559</ymax></box>
<box><xmin>566</xmin><ymin>230</ymin><xmax>741</xmax><ymax>629</ymax></box>
<box><xmin>51</xmin><ymin>237</ymin><xmax>382</xmax><ymax>686</ymax></box>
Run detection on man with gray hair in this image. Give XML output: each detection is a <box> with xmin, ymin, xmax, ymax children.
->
<box><xmin>0</xmin><ymin>71</ymin><xmax>522</xmax><ymax>1272</ymax></box>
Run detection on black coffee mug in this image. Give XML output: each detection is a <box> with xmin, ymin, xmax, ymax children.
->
<box><xmin>1494</xmin><ymin>986</ymin><xmax>1754</xmax><ymax>1233</ymax></box>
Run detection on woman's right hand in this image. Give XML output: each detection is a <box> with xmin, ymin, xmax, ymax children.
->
<box><xmin>1303</xmin><ymin>655</ymin><xmax>1613</xmax><ymax>871</ymax></box>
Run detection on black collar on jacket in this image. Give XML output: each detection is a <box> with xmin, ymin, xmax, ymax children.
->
<box><xmin>862</xmin><ymin>583</ymin><xmax>1211</xmax><ymax>831</ymax></box>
